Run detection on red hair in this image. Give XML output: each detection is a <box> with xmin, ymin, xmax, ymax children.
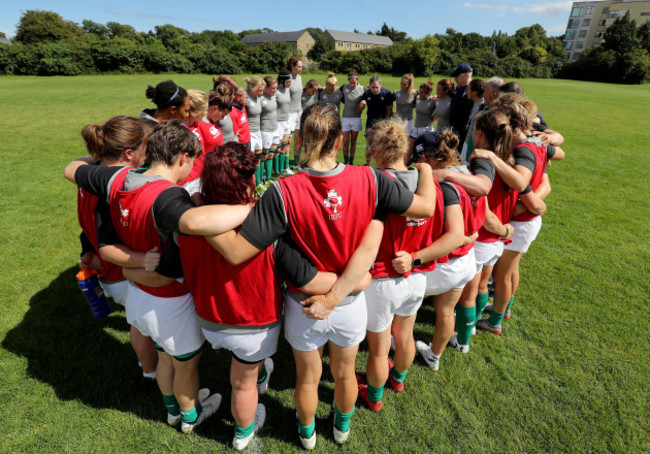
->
<box><xmin>200</xmin><ymin>142</ymin><xmax>256</xmax><ymax>206</ymax></box>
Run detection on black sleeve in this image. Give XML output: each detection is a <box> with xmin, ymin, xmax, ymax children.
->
<box><xmin>340</xmin><ymin>88</ymin><xmax>345</xmax><ymax>104</ymax></box>
<box><xmin>469</xmin><ymin>158</ymin><xmax>495</xmax><ymax>183</ymax></box>
<box><xmin>155</xmin><ymin>240</ymin><xmax>184</xmax><ymax>279</ymax></box>
<box><xmin>95</xmin><ymin>198</ymin><xmax>121</xmax><ymax>248</ymax></box>
<box><xmin>151</xmin><ymin>186</ymin><xmax>196</xmax><ymax>237</ymax></box>
<box><xmin>240</xmin><ymin>183</ymin><xmax>288</xmax><ymax>250</ymax></box>
<box><xmin>385</xmin><ymin>90</ymin><xmax>395</xmax><ymax>105</ymax></box>
<box><xmin>80</xmin><ymin>232</ymin><xmax>94</xmax><ymax>256</ymax></box>
<box><xmin>273</xmin><ymin>234</ymin><xmax>318</xmax><ymax>289</ymax></box>
<box><xmin>533</xmin><ymin>122</ymin><xmax>548</xmax><ymax>132</ymax></box>
<box><xmin>513</xmin><ymin>146</ymin><xmax>536</xmax><ymax>173</ymax></box>
<box><xmin>440</xmin><ymin>182</ymin><xmax>460</xmax><ymax>206</ymax></box>
<box><xmin>75</xmin><ymin>165</ymin><xmax>125</xmax><ymax>200</ymax></box>
<box><xmin>373</xmin><ymin>169</ymin><xmax>414</xmax><ymax>215</ymax></box>
<box><xmin>520</xmin><ymin>184</ymin><xmax>533</xmax><ymax>195</ymax></box>
<box><xmin>546</xmin><ymin>144</ymin><xmax>556</xmax><ymax>160</ymax></box>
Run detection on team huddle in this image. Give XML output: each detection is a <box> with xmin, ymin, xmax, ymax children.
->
<box><xmin>64</xmin><ymin>58</ymin><xmax>565</xmax><ymax>450</ymax></box>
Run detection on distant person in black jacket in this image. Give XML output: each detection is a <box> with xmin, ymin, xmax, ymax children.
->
<box><xmin>449</xmin><ymin>63</ymin><xmax>474</xmax><ymax>147</ymax></box>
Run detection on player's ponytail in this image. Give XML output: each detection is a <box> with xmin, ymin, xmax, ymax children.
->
<box><xmin>366</xmin><ymin>120</ymin><xmax>408</xmax><ymax>168</ymax></box>
<box><xmin>474</xmin><ymin>110</ymin><xmax>514</xmax><ymax>165</ymax></box>
<box><xmin>299</xmin><ymin>102</ymin><xmax>341</xmax><ymax>166</ymax></box>
<box><xmin>81</xmin><ymin>115</ymin><xmax>146</xmax><ymax>164</ymax></box>
<box><xmin>200</xmin><ymin>142</ymin><xmax>256</xmax><ymax>206</ymax></box>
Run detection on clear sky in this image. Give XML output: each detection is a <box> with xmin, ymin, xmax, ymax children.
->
<box><xmin>0</xmin><ymin>0</ymin><xmax>573</xmax><ymax>40</ymax></box>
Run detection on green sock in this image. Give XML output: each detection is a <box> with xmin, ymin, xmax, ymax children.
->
<box><xmin>257</xmin><ymin>366</ymin><xmax>267</xmax><ymax>384</ymax></box>
<box><xmin>366</xmin><ymin>384</ymin><xmax>384</xmax><ymax>403</ymax></box>
<box><xmin>344</xmin><ymin>156</ymin><xmax>349</xmax><ymax>164</ymax></box>
<box><xmin>181</xmin><ymin>401</ymin><xmax>203</xmax><ymax>423</ymax></box>
<box><xmin>255</xmin><ymin>164</ymin><xmax>262</xmax><ymax>185</ymax></box>
<box><xmin>488</xmin><ymin>310</ymin><xmax>505</xmax><ymax>327</ymax></box>
<box><xmin>298</xmin><ymin>418</ymin><xmax>315</xmax><ymax>439</ymax></box>
<box><xmin>456</xmin><ymin>304</ymin><xmax>476</xmax><ymax>345</ymax></box>
<box><xmin>390</xmin><ymin>367</ymin><xmax>408</xmax><ymax>383</ymax></box>
<box><xmin>273</xmin><ymin>155</ymin><xmax>279</xmax><ymax>174</ymax></box>
<box><xmin>507</xmin><ymin>296</ymin><xmax>514</xmax><ymax>311</ymax></box>
<box><xmin>334</xmin><ymin>407</ymin><xmax>354</xmax><ymax>432</ymax></box>
<box><xmin>476</xmin><ymin>292</ymin><xmax>489</xmax><ymax>319</ymax></box>
<box><xmin>264</xmin><ymin>159</ymin><xmax>273</xmax><ymax>180</ymax></box>
<box><xmin>285</xmin><ymin>155</ymin><xmax>291</xmax><ymax>169</ymax></box>
<box><xmin>234</xmin><ymin>420</ymin><xmax>255</xmax><ymax>439</ymax></box>
<box><xmin>279</xmin><ymin>154</ymin><xmax>285</xmax><ymax>172</ymax></box>
<box><xmin>163</xmin><ymin>394</ymin><xmax>180</xmax><ymax>416</ymax></box>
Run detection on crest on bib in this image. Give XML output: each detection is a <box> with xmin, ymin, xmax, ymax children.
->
<box><xmin>323</xmin><ymin>189</ymin><xmax>343</xmax><ymax>220</ymax></box>
<box><xmin>119</xmin><ymin>202</ymin><xmax>130</xmax><ymax>227</ymax></box>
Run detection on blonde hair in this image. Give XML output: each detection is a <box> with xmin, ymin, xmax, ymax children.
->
<box><xmin>187</xmin><ymin>89</ymin><xmax>208</xmax><ymax>119</ymax></box>
<box><xmin>474</xmin><ymin>110</ymin><xmax>514</xmax><ymax>164</ymax></box>
<box><xmin>263</xmin><ymin>75</ymin><xmax>277</xmax><ymax>87</ymax></box>
<box><xmin>401</xmin><ymin>73</ymin><xmax>415</xmax><ymax>102</ymax></box>
<box><xmin>245</xmin><ymin>76</ymin><xmax>264</xmax><ymax>93</ymax></box>
<box><xmin>234</xmin><ymin>86</ymin><xmax>246</xmax><ymax>98</ymax></box>
<box><xmin>420</xmin><ymin>130</ymin><xmax>460</xmax><ymax>168</ymax></box>
<box><xmin>325</xmin><ymin>72</ymin><xmax>338</xmax><ymax>89</ymax></box>
<box><xmin>299</xmin><ymin>103</ymin><xmax>341</xmax><ymax>166</ymax></box>
<box><xmin>366</xmin><ymin>120</ymin><xmax>408</xmax><ymax>167</ymax></box>
<box><xmin>491</xmin><ymin>93</ymin><xmax>533</xmax><ymax>137</ymax></box>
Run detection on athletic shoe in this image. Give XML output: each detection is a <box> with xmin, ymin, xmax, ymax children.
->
<box><xmin>483</xmin><ymin>303</ymin><xmax>494</xmax><ymax>313</ymax></box>
<box><xmin>283</xmin><ymin>168</ymin><xmax>294</xmax><ymax>175</ymax></box>
<box><xmin>386</xmin><ymin>360</ymin><xmax>404</xmax><ymax>393</ymax></box>
<box><xmin>167</xmin><ymin>388</ymin><xmax>211</xmax><ymax>426</ymax></box>
<box><xmin>181</xmin><ymin>392</ymin><xmax>222</xmax><ymax>434</ymax></box>
<box><xmin>416</xmin><ymin>340</ymin><xmax>440</xmax><ymax>371</ymax></box>
<box><xmin>296</xmin><ymin>413</ymin><xmax>317</xmax><ymax>450</ymax></box>
<box><xmin>448</xmin><ymin>333</ymin><xmax>470</xmax><ymax>354</ymax></box>
<box><xmin>333</xmin><ymin>425</ymin><xmax>350</xmax><ymax>444</ymax></box>
<box><xmin>472</xmin><ymin>326</ymin><xmax>477</xmax><ymax>335</ymax></box>
<box><xmin>476</xmin><ymin>318</ymin><xmax>502</xmax><ymax>335</ymax></box>
<box><xmin>483</xmin><ymin>303</ymin><xmax>511</xmax><ymax>320</ymax></box>
<box><xmin>257</xmin><ymin>357</ymin><xmax>274</xmax><ymax>395</ymax></box>
<box><xmin>232</xmin><ymin>403</ymin><xmax>266</xmax><ymax>451</ymax></box>
<box><xmin>357</xmin><ymin>384</ymin><xmax>383</xmax><ymax>412</ymax></box>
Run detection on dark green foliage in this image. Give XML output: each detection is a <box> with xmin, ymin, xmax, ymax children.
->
<box><xmin>466</xmin><ymin>49</ymin><xmax>498</xmax><ymax>77</ymax></box>
<box><xmin>305</xmin><ymin>27</ymin><xmax>331</xmax><ymax>61</ymax></box>
<box><xmin>15</xmin><ymin>10</ymin><xmax>87</xmax><ymax>45</ymax></box>
<box><xmin>374</xmin><ymin>23</ymin><xmax>408</xmax><ymax>43</ymax></box>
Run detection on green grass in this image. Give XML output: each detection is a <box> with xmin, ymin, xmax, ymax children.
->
<box><xmin>1</xmin><ymin>73</ymin><xmax>649</xmax><ymax>453</ymax></box>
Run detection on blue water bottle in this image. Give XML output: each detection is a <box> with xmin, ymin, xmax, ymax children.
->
<box><xmin>76</xmin><ymin>267</ymin><xmax>112</xmax><ymax>318</ymax></box>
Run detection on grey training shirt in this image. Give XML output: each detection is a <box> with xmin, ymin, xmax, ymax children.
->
<box><xmin>276</xmin><ymin>87</ymin><xmax>291</xmax><ymax>122</ymax></box>
<box><xmin>341</xmin><ymin>83</ymin><xmax>366</xmax><ymax>118</ymax></box>
<box><xmin>260</xmin><ymin>94</ymin><xmax>278</xmax><ymax>132</ymax></box>
<box><xmin>434</xmin><ymin>97</ymin><xmax>452</xmax><ymax>131</ymax></box>
<box><xmin>289</xmin><ymin>74</ymin><xmax>303</xmax><ymax>113</ymax></box>
<box><xmin>319</xmin><ymin>89</ymin><xmax>344</xmax><ymax>112</ymax></box>
<box><xmin>246</xmin><ymin>94</ymin><xmax>262</xmax><ymax>133</ymax></box>
<box><xmin>394</xmin><ymin>90</ymin><xmax>418</xmax><ymax>121</ymax></box>
<box><xmin>414</xmin><ymin>96</ymin><xmax>436</xmax><ymax>128</ymax></box>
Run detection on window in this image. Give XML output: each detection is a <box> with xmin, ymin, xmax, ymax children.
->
<box><xmin>579</xmin><ymin>30</ymin><xmax>588</xmax><ymax>38</ymax></box>
<box><xmin>568</xmin><ymin>19</ymin><xmax>580</xmax><ymax>29</ymax></box>
<box><xmin>566</xmin><ymin>30</ymin><xmax>576</xmax><ymax>40</ymax></box>
<box><xmin>641</xmin><ymin>12</ymin><xmax>650</xmax><ymax>16</ymax></box>
<box><xmin>583</xmin><ymin>18</ymin><xmax>591</xmax><ymax>27</ymax></box>
<box><xmin>598</xmin><ymin>19</ymin><xmax>606</xmax><ymax>26</ymax></box>
<box><xmin>609</xmin><ymin>10</ymin><xmax>629</xmax><ymax>18</ymax></box>
<box><xmin>573</xmin><ymin>52</ymin><xmax>582</xmax><ymax>60</ymax></box>
<box><xmin>564</xmin><ymin>41</ymin><xmax>573</xmax><ymax>50</ymax></box>
<box><xmin>602</xmin><ymin>7</ymin><xmax>609</xmax><ymax>14</ymax></box>
<box><xmin>571</xmin><ymin>7</ymin><xmax>583</xmax><ymax>16</ymax></box>
<box><xmin>586</xmin><ymin>6</ymin><xmax>594</xmax><ymax>14</ymax></box>
<box><xmin>595</xmin><ymin>31</ymin><xmax>602</xmax><ymax>38</ymax></box>
<box><xmin>576</xmin><ymin>41</ymin><xmax>585</xmax><ymax>49</ymax></box>
<box><xmin>337</xmin><ymin>41</ymin><xmax>342</xmax><ymax>46</ymax></box>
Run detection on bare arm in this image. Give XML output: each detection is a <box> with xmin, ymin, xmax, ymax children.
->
<box><xmin>471</xmin><ymin>148</ymin><xmax>531</xmax><ymax>192</ymax></box>
<box><xmin>178</xmin><ymin>203</ymin><xmax>252</xmax><ymax>236</ymax></box>
<box><xmin>122</xmin><ymin>267</ymin><xmax>175</xmax><ymax>287</ymax></box>
<box><xmin>64</xmin><ymin>157</ymin><xmax>94</xmax><ymax>183</ymax></box>
<box><xmin>483</xmin><ymin>205</ymin><xmax>513</xmax><ymax>239</ymax></box>
<box><xmin>551</xmin><ymin>145</ymin><xmax>565</xmax><ymax>161</ymax></box>
<box><xmin>357</xmin><ymin>100</ymin><xmax>367</xmax><ymax>115</ymax></box>
<box><xmin>98</xmin><ymin>245</ymin><xmax>160</xmax><ymax>269</ymax></box>
<box><xmin>205</xmin><ymin>230</ymin><xmax>263</xmax><ymax>265</ymax></box>
<box><xmin>298</xmin><ymin>271</ymin><xmax>371</xmax><ymax>295</ymax></box>
<box><xmin>391</xmin><ymin>204</ymin><xmax>465</xmax><ymax>274</ymax></box>
<box><xmin>401</xmin><ymin>163</ymin><xmax>435</xmax><ymax>218</ymax></box>
<box><xmin>301</xmin><ymin>220</ymin><xmax>384</xmax><ymax>319</ymax></box>
<box><xmin>534</xmin><ymin>129</ymin><xmax>564</xmax><ymax>146</ymax></box>
<box><xmin>514</xmin><ymin>174</ymin><xmax>551</xmax><ymax>216</ymax></box>
<box><xmin>434</xmin><ymin>168</ymin><xmax>492</xmax><ymax>197</ymax></box>
<box><xmin>518</xmin><ymin>191</ymin><xmax>546</xmax><ymax>216</ymax></box>
<box><xmin>385</xmin><ymin>105</ymin><xmax>393</xmax><ymax>118</ymax></box>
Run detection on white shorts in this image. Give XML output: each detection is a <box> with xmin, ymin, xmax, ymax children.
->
<box><xmin>100</xmin><ymin>279</ymin><xmax>128</xmax><ymax>307</ymax></box>
<box><xmin>342</xmin><ymin>117</ymin><xmax>362</xmax><ymax>132</ymax></box>
<box><xmin>277</xmin><ymin>120</ymin><xmax>292</xmax><ymax>137</ymax></box>
<box><xmin>399</xmin><ymin>119</ymin><xmax>414</xmax><ymax>137</ymax></box>
<box><xmin>125</xmin><ymin>283</ymin><xmax>205</xmax><ymax>357</ymax></box>
<box><xmin>424</xmin><ymin>249</ymin><xmax>476</xmax><ymax>296</ymax></box>
<box><xmin>289</xmin><ymin>112</ymin><xmax>301</xmax><ymax>131</ymax></box>
<box><xmin>364</xmin><ymin>273</ymin><xmax>426</xmax><ymax>333</ymax></box>
<box><xmin>261</xmin><ymin>130</ymin><xmax>281</xmax><ymax>149</ymax></box>
<box><xmin>474</xmin><ymin>240</ymin><xmax>505</xmax><ymax>272</ymax></box>
<box><xmin>410</xmin><ymin>124</ymin><xmax>433</xmax><ymax>139</ymax></box>
<box><xmin>250</xmin><ymin>131</ymin><xmax>263</xmax><ymax>152</ymax></box>
<box><xmin>504</xmin><ymin>217</ymin><xmax>543</xmax><ymax>253</ymax></box>
<box><xmin>284</xmin><ymin>293</ymin><xmax>366</xmax><ymax>351</ymax></box>
<box><xmin>203</xmin><ymin>324</ymin><xmax>281</xmax><ymax>364</ymax></box>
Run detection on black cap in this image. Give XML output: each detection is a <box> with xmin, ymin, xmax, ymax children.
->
<box><xmin>451</xmin><ymin>63</ymin><xmax>473</xmax><ymax>77</ymax></box>
<box><xmin>411</xmin><ymin>131</ymin><xmax>442</xmax><ymax>164</ymax></box>
<box><xmin>278</xmin><ymin>69</ymin><xmax>291</xmax><ymax>87</ymax></box>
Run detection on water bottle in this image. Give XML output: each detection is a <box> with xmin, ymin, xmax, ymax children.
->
<box><xmin>76</xmin><ymin>267</ymin><xmax>112</xmax><ymax>318</ymax></box>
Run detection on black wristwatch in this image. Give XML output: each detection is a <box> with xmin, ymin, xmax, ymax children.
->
<box><xmin>411</xmin><ymin>253</ymin><xmax>422</xmax><ymax>268</ymax></box>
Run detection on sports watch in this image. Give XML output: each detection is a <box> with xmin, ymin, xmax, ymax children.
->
<box><xmin>411</xmin><ymin>252</ymin><xmax>422</xmax><ymax>268</ymax></box>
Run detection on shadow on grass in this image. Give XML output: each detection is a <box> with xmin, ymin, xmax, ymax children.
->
<box><xmin>1</xmin><ymin>266</ymin><xmax>341</xmax><ymax>446</ymax></box>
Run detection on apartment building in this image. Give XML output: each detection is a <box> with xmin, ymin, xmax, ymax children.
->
<box><xmin>564</xmin><ymin>0</ymin><xmax>650</xmax><ymax>61</ymax></box>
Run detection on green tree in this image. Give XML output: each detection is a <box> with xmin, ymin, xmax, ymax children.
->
<box><xmin>376</xmin><ymin>23</ymin><xmax>407</xmax><ymax>42</ymax></box>
<box><xmin>305</xmin><ymin>27</ymin><xmax>331</xmax><ymax>61</ymax></box>
<box><xmin>15</xmin><ymin>10</ymin><xmax>86</xmax><ymax>45</ymax></box>
<box><xmin>602</xmin><ymin>13</ymin><xmax>641</xmax><ymax>54</ymax></box>
<box><xmin>82</xmin><ymin>20</ymin><xmax>110</xmax><ymax>40</ymax></box>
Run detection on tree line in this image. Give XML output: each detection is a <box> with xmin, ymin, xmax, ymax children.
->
<box><xmin>0</xmin><ymin>10</ymin><xmax>647</xmax><ymax>83</ymax></box>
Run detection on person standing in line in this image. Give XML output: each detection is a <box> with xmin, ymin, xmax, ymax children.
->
<box><xmin>245</xmin><ymin>77</ymin><xmax>265</xmax><ymax>185</ymax></box>
<box><xmin>319</xmin><ymin>72</ymin><xmax>344</xmax><ymax>114</ymax></box>
<box><xmin>393</xmin><ymin>73</ymin><xmax>417</xmax><ymax>136</ymax></box>
<box><xmin>358</xmin><ymin>75</ymin><xmax>394</xmax><ymax>165</ymax></box>
<box><xmin>407</xmin><ymin>80</ymin><xmax>437</xmax><ymax>163</ymax></box>
<box><xmin>449</xmin><ymin>63</ymin><xmax>474</xmax><ymax>146</ymax></box>
<box><xmin>287</xmin><ymin>57</ymin><xmax>304</xmax><ymax>168</ymax></box>
<box><xmin>275</xmin><ymin>70</ymin><xmax>294</xmax><ymax>176</ymax></box>
<box><xmin>260</xmin><ymin>76</ymin><xmax>280</xmax><ymax>183</ymax></box>
<box><xmin>340</xmin><ymin>70</ymin><xmax>365</xmax><ymax>165</ymax></box>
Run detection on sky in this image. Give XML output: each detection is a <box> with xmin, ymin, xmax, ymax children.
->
<box><xmin>0</xmin><ymin>0</ymin><xmax>574</xmax><ymax>40</ymax></box>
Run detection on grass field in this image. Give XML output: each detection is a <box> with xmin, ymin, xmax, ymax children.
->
<box><xmin>0</xmin><ymin>73</ymin><xmax>648</xmax><ymax>454</ymax></box>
